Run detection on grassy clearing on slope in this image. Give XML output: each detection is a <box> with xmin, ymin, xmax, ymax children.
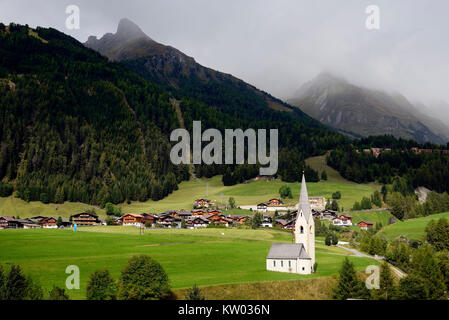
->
<box><xmin>349</xmin><ymin>211</ymin><xmax>393</xmax><ymax>227</ymax></box>
<box><xmin>0</xmin><ymin>196</ymin><xmax>105</xmax><ymax>219</ymax></box>
<box><xmin>379</xmin><ymin>212</ymin><xmax>449</xmax><ymax>241</ymax></box>
<box><xmin>305</xmin><ymin>155</ymin><xmax>346</xmax><ymax>183</ymax></box>
<box><xmin>0</xmin><ymin>228</ymin><xmax>378</xmax><ymax>299</ymax></box>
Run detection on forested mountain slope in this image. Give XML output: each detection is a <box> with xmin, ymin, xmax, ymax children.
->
<box><xmin>0</xmin><ymin>22</ymin><xmax>348</xmax><ymax>205</ymax></box>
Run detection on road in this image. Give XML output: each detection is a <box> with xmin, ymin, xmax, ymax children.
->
<box><xmin>336</xmin><ymin>244</ymin><xmax>406</xmax><ymax>279</ymax></box>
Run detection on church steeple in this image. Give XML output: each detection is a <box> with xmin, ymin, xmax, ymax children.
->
<box><xmin>298</xmin><ymin>174</ymin><xmax>311</xmax><ymax>221</ymax></box>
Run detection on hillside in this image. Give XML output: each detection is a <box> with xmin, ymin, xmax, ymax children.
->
<box><xmin>0</xmin><ymin>174</ymin><xmax>377</xmax><ymax>218</ymax></box>
<box><xmin>379</xmin><ymin>212</ymin><xmax>449</xmax><ymax>240</ymax></box>
<box><xmin>85</xmin><ymin>19</ymin><xmax>350</xmax><ymax>175</ymax></box>
<box><xmin>288</xmin><ymin>72</ymin><xmax>449</xmax><ymax>145</ymax></box>
<box><xmin>0</xmin><ymin>22</ymin><xmax>352</xmax><ymax>207</ymax></box>
<box><xmin>0</xmin><ymin>23</ymin><xmax>186</xmax><ymax>206</ymax></box>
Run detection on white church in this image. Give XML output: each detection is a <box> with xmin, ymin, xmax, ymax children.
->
<box><xmin>266</xmin><ymin>174</ymin><xmax>315</xmax><ymax>274</ymax></box>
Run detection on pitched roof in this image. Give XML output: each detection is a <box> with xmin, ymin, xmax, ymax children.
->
<box><xmin>266</xmin><ymin>243</ymin><xmax>311</xmax><ymax>260</ymax></box>
<box><xmin>0</xmin><ymin>216</ymin><xmax>16</xmax><ymax>221</ymax></box>
<box><xmin>297</xmin><ymin>174</ymin><xmax>311</xmax><ymax>221</ymax></box>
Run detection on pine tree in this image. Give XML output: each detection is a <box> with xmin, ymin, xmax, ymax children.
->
<box><xmin>333</xmin><ymin>258</ymin><xmax>370</xmax><ymax>300</ymax></box>
<box><xmin>378</xmin><ymin>261</ymin><xmax>395</xmax><ymax>300</ymax></box>
<box><xmin>185</xmin><ymin>284</ymin><xmax>205</xmax><ymax>300</ymax></box>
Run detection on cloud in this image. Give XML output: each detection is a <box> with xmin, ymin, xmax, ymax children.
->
<box><xmin>1</xmin><ymin>0</ymin><xmax>448</xmax><ymax>112</ymax></box>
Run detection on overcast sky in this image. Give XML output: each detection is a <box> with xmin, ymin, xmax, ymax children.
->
<box><xmin>1</xmin><ymin>0</ymin><xmax>448</xmax><ymax>113</ymax></box>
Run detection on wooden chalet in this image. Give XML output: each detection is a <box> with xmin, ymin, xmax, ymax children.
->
<box><xmin>204</xmin><ymin>214</ymin><xmax>231</xmax><ymax>226</ymax></box>
<box><xmin>121</xmin><ymin>213</ymin><xmax>144</xmax><ymax>226</ymax></box>
<box><xmin>275</xmin><ymin>219</ymin><xmax>295</xmax><ymax>230</ymax></box>
<box><xmin>207</xmin><ymin>209</ymin><xmax>222</xmax><ymax>215</ymax></box>
<box><xmin>267</xmin><ymin>198</ymin><xmax>284</xmax><ymax>207</ymax></box>
<box><xmin>71</xmin><ymin>212</ymin><xmax>101</xmax><ymax>226</ymax></box>
<box><xmin>141</xmin><ymin>213</ymin><xmax>157</xmax><ymax>225</ymax></box>
<box><xmin>186</xmin><ymin>216</ymin><xmax>209</xmax><ymax>228</ymax></box>
<box><xmin>194</xmin><ymin>199</ymin><xmax>211</xmax><ymax>208</ymax></box>
<box><xmin>358</xmin><ymin>221</ymin><xmax>374</xmax><ymax>230</ymax></box>
<box><xmin>192</xmin><ymin>209</ymin><xmax>207</xmax><ymax>216</ymax></box>
<box><xmin>39</xmin><ymin>217</ymin><xmax>58</xmax><ymax>229</ymax></box>
<box><xmin>0</xmin><ymin>216</ymin><xmax>15</xmax><ymax>229</ymax></box>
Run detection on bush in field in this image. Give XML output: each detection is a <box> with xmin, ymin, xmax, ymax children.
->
<box><xmin>117</xmin><ymin>255</ymin><xmax>171</xmax><ymax>300</ymax></box>
<box><xmin>0</xmin><ymin>264</ymin><xmax>43</xmax><ymax>300</ymax></box>
<box><xmin>48</xmin><ymin>286</ymin><xmax>69</xmax><ymax>300</ymax></box>
<box><xmin>86</xmin><ymin>270</ymin><xmax>116</xmax><ymax>300</ymax></box>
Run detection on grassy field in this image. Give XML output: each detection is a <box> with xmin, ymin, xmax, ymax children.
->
<box><xmin>0</xmin><ymin>227</ymin><xmax>379</xmax><ymax>299</ymax></box>
<box><xmin>0</xmin><ymin>174</ymin><xmax>377</xmax><ymax>219</ymax></box>
<box><xmin>305</xmin><ymin>155</ymin><xmax>346</xmax><ymax>183</ymax></box>
<box><xmin>349</xmin><ymin>210</ymin><xmax>393</xmax><ymax>227</ymax></box>
<box><xmin>0</xmin><ymin>197</ymin><xmax>105</xmax><ymax>219</ymax></box>
<box><xmin>379</xmin><ymin>212</ymin><xmax>449</xmax><ymax>240</ymax></box>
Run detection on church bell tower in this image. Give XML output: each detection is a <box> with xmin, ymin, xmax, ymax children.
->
<box><xmin>294</xmin><ymin>174</ymin><xmax>315</xmax><ymax>268</ymax></box>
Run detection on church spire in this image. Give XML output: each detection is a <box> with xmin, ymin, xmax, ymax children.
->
<box><xmin>298</xmin><ymin>174</ymin><xmax>311</xmax><ymax>221</ymax></box>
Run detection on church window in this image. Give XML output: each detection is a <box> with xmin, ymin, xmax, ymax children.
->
<box><xmin>300</xmin><ymin>226</ymin><xmax>304</xmax><ymax>233</ymax></box>
<box><xmin>281</xmin><ymin>261</ymin><xmax>283</xmax><ymax>267</ymax></box>
<box><xmin>288</xmin><ymin>261</ymin><xmax>291</xmax><ymax>268</ymax></box>
<box><xmin>302</xmin><ymin>267</ymin><xmax>305</xmax><ymax>271</ymax></box>
<box><xmin>273</xmin><ymin>260</ymin><xmax>276</xmax><ymax>267</ymax></box>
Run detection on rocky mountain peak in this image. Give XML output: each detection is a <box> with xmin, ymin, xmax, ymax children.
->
<box><xmin>116</xmin><ymin>18</ymin><xmax>149</xmax><ymax>41</ymax></box>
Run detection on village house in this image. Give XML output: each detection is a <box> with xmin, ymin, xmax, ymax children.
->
<box><xmin>39</xmin><ymin>217</ymin><xmax>58</xmax><ymax>229</ymax></box>
<box><xmin>194</xmin><ymin>199</ymin><xmax>211</xmax><ymax>208</ymax></box>
<box><xmin>173</xmin><ymin>210</ymin><xmax>193</xmax><ymax>219</ymax></box>
<box><xmin>257</xmin><ymin>203</ymin><xmax>268</xmax><ymax>212</ymax></box>
<box><xmin>141</xmin><ymin>213</ymin><xmax>157</xmax><ymax>227</ymax></box>
<box><xmin>262</xmin><ymin>215</ymin><xmax>273</xmax><ymax>228</ymax></box>
<box><xmin>267</xmin><ymin>198</ymin><xmax>283</xmax><ymax>206</ymax></box>
<box><xmin>308</xmin><ymin>197</ymin><xmax>326</xmax><ymax>211</ymax></box>
<box><xmin>358</xmin><ymin>221</ymin><xmax>374</xmax><ymax>230</ymax></box>
<box><xmin>204</xmin><ymin>213</ymin><xmax>231</xmax><ymax>226</ymax></box>
<box><xmin>121</xmin><ymin>213</ymin><xmax>144</xmax><ymax>227</ymax></box>
<box><xmin>186</xmin><ymin>216</ymin><xmax>209</xmax><ymax>228</ymax></box>
<box><xmin>332</xmin><ymin>215</ymin><xmax>353</xmax><ymax>227</ymax></box>
<box><xmin>0</xmin><ymin>216</ymin><xmax>15</xmax><ymax>229</ymax></box>
<box><xmin>192</xmin><ymin>209</ymin><xmax>207</xmax><ymax>216</ymax></box>
<box><xmin>71</xmin><ymin>212</ymin><xmax>101</xmax><ymax>226</ymax></box>
<box><xmin>275</xmin><ymin>219</ymin><xmax>295</xmax><ymax>230</ymax></box>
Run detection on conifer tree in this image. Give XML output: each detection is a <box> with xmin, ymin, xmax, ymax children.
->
<box><xmin>333</xmin><ymin>258</ymin><xmax>370</xmax><ymax>300</ymax></box>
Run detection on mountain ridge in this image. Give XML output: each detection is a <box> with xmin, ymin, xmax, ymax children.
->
<box><xmin>288</xmin><ymin>72</ymin><xmax>449</xmax><ymax>145</ymax></box>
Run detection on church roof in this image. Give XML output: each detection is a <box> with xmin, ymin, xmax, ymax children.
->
<box><xmin>297</xmin><ymin>174</ymin><xmax>311</xmax><ymax>221</ymax></box>
<box><xmin>266</xmin><ymin>243</ymin><xmax>311</xmax><ymax>260</ymax></box>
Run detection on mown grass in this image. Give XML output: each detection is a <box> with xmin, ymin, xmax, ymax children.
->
<box><xmin>379</xmin><ymin>212</ymin><xmax>449</xmax><ymax>240</ymax></box>
<box><xmin>0</xmin><ymin>227</ymin><xmax>379</xmax><ymax>299</ymax></box>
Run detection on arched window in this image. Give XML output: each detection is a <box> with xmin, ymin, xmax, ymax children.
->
<box><xmin>310</xmin><ymin>225</ymin><xmax>313</xmax><ymax>234</ymax></box>
<box><xmin>300</xmin><ymin>226</ymin><xmax>304</xmax><ymax>234</ymax></box>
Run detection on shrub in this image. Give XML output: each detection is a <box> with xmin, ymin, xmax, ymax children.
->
<box><xmin>117</xmin><ymin>255</ymin><xmax>171</xmax><ymax>300</ymax></box>
<box><xmin>48</xmin><ymin>286</ymin><xmax>69</xmax><ymax>300</ymax></box>
<box><xmin>86</xmin><ymin>270</ymin><xmax>116</xmax><ymax>300</ymax></box>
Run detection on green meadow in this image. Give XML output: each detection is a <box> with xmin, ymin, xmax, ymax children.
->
<box><xmin>379</xmin><ymin>212</ymin><xmax>449</xmax><ymax>241</ymax></box>
<box><xmin>349</xmin><ymin>210</ymin><xmax>393</xmax><ymax>227</ymax></box>
<box><xmin>0</xmin><ymin>227</ymin><xmax>379</xmax><ymax>299</ymax></box>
